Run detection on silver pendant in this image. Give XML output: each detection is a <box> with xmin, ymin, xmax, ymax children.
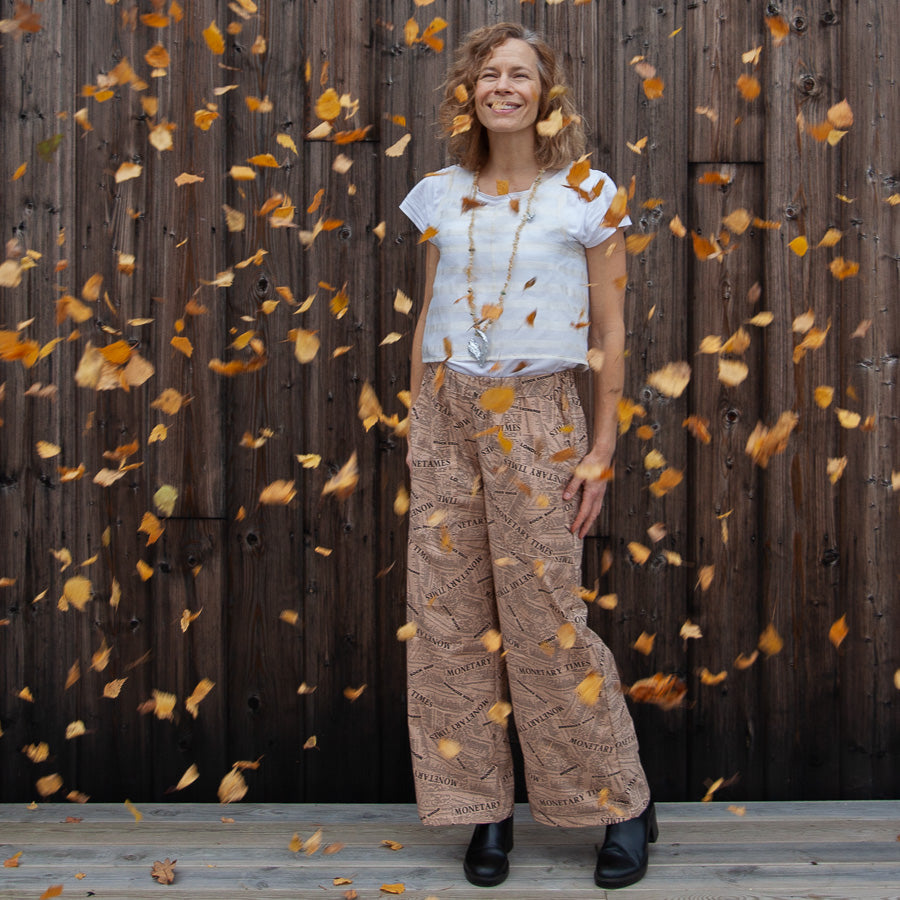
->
<box><xmin>467</xmin><ymin>328</ymin><xmax>489</xmax><ymax>365</ymax></box>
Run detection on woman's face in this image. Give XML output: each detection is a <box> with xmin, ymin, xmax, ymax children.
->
<box><xmin>473</xmin><ymin>39</ymin><xmax>542</xmax><ymax>137</ymax></box>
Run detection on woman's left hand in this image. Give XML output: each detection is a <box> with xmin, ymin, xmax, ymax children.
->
<box><xmin>563</xmin><ymin>446</ymin><xmax>614</xmax><ymax>539</ymax></box>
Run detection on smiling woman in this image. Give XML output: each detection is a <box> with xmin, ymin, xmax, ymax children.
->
<box><xmin>399</xmin><ymin>21</ymin><xmax>655</xmax><ymax>893</ymax></box>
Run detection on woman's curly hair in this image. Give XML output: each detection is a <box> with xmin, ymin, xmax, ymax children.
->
<box><xmin>438</xmin><ymin>22</ymin><xmax>586</xmax><ymax>172</ymax></box>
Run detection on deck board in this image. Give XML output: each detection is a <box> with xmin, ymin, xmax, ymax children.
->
<box><xmin>1</xmin><ymin>802</ymin><xmax>898</xmax><ymax>899</ymax></box>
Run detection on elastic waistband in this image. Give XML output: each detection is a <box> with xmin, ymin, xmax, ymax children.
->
<box><xmin>423</xmin><ymin>362</ymin><xmax>576</xmax><ymax>400</ymax></box>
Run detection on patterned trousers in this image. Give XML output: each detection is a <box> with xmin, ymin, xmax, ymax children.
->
<box><xmin>406</xmin><ymin>363</ymin><xmax>650</xmax><ymax>827</ymax></box>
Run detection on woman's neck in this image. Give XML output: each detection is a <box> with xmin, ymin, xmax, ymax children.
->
<box><xmin>479</xmin><ymin>131</ymin><xmax>541</xmax><ymax>191</ymax></box>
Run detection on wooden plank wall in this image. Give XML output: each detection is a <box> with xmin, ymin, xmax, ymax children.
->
<box><xmin>0</xmin><ymin>0</ymin><xmax>897</xmax><ymax>805</ymax></box>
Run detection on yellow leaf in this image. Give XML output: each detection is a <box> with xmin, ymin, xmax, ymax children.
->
<box><xmin>136</xmin><ymin>560</ymin><xmax>154</xmax><ymax>581</ymax></box>
<box><xmin>479</xmin><ymin>386</ymin><xmax>515</xmax><ymax>414</ymax></box>
<box><xmin>647</xmin><ymin>361</ymin><xmax>690</xmax><ymax>397</ymax></box>
<box><xmin>218</xmin><ymin>769</ymin><xmax>248</xmax><ymax>804</ymax></box>
<box><xmin>557</xmin><ymin>622</ymin><xmax>577</xmax><ymax>649</ymax></box>
<box><xmin>203</xmin><ymin>20</ymin><xmax>225</xmax><ymax>54</ymax></box>
<box><xmin>396</xmin><ymin>621</ymin><xmax>416</xmax><ymax>641</ymax></box>
<box><xmin>170</xmin><ymin>335</ymin><xmax>193</xmax><ymax>357</ymax></box>
<box><xmin>247</xmin><ymin>153</ymin><xmax>278</xmax><ymax>167</ymax></box>
<box><xmin>633</xmin><ymin>632</ymin><xmax>655</xmax><ymax>655</ymax></box>
<box><xmin>229</xmin><ymin>165</ymin><xmax>256</xmax><ymax>181</ymax></box>
<box><xmin>315</xmin><ymin>87</ymin><xmax>341</xmax><ymax>121</ymax></box>
<box><xmin>63</xmin><ymin>575</ymin><xmax>92</xmax><ymax>611</ymax></box>
<box><xmin>717</xmin><ymin>358</ymin><xmax>749</xmax><ymax>387</ymax></box>
<box><xmin>642</xmin><ymin>77</ymin><xmax>664</xmax><ymax>99</ymax></box>
<box><xmin>114</xmin><ymin>162</ymin><xmax>142</xmax><ymax>183</ymax></box>
<box><xmin>380</xmin><ymin>885</ymin><xmax>406</xmax><ymax>895</ymax></box>
<box><xmin>627</xmin><ymin>542</ymin><xmax>651</xmax><ymax>565</ymax></box>
<box><xmin>385</xmin><ymin>133</ymin><xmax>412</xmax><ymax>157</ymax></box>
<box><xmin>835</xmin><ymin>408</ymin><xmax>860</xmax><ymax>429</ymax></box>
<box><xmin>736</xmin><ymin>73</ymin><xmax>761</xmax><ymax>101</ymax></box>
<box><xmin>827</xmin><ymin>456</ymin><xmax>848</xmax><ymax>484</ymax></box>
<box><xmin>575</xmin><ymin>670</ymin><xmax>604</xmax><ymax>706</ymax></box>
<box><xmin>814</xmin><ymin>385</ymin><xmax>834</xmax><ymax>408</ymax></box>
<box><xmin>700</xmin><ymin>668</ymin><xmax>727</xmax><ymax>685</ymax></box>
<box><xmin>680</xmin><ymin>619</ymin><xmax>703</xmax><ymax>640</ymax></box>
<box><xmin>259</xmin><ymin>480</ymin><xmax>296</xmax><ymax>504</ymax></box>
<box><xmin>12</xmin><ymin>162</ymin><xmax>27</xmax><ymax>180</ymax></box>
<box><xmin>827</xmin><ymin>98</ymin><xmax>853</xmax><ymax>129</ymax></box>
<box><xmin>829</xmin><ymin>257</ymin><xmax>859</xmax><ymax>280</ymax></box>
<box><xmin>758</xmin><ymin>622</ymin><xmax>783</xmax><ymax>657</ymax></box>
<box><xmin>293</xmin><ymin>329</ymin><xmax>320</xmax><ymax>363</ymax></box>
<box><xmin>788</xmin><ymin>235</ymin><xmax>808</xmax><ymax>256</ymax></box>
<box><xmin>437</xmin><ymin>738</ymin><xmax>461</xmax><ymax>760</ymax></box>
<box><xmin>103</xmin><ymin>677</ymin><xmax>127</xmax><ymax>698</ymax></box>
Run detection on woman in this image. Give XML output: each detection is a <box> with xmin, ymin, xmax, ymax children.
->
<box><xmin>400</xmin><ymin>23</ymin><xmax>656</xmax><ymax>889</ymax></box>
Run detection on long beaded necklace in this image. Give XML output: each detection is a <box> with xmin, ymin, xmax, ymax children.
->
<box><xmin>464</xmin><ymin>168</ymin><xmax>545</xmax><ymax>365</ymax></box>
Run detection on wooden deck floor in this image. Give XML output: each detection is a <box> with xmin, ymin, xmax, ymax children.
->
<box><xmin>1</xmin><ymin>801</ymin><xmax>897</xmax><ymax>899</ymax></box>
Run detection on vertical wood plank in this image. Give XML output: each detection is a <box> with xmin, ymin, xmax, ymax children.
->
<box><xmin>687</xmin><ymin>0</ymin><xmax>765</xmax><ymax>163</ymax></box>
<box><xmin>761</xmin><ymin>2</ymin><xmax>844</xmax><ymax>799</ymax></box>
<box><xmin>836</xmin><ymin>0</ymin><xmax>900</xmax><ymax>800</ymax></box>
<box><xmin>687</xmin><ymin>162</ymin><xmax>765</xmax><ymax>798</ymax></box>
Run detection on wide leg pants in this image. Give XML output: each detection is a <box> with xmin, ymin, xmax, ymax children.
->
<box><xmin>406</xmin><ymin>363</ymin><xmax>651</xmax><ymax>827</ymax></box>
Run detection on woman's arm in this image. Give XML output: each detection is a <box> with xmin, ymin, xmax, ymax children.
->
<box><xmin>564</xmin><ymin>231</ymin><xmax>627</xmax><ymax>538</ymax></box>
<box><xmin>407</xmin><ymin>242</ymin><xmax>439</xmax><ymax>466</ymax></box>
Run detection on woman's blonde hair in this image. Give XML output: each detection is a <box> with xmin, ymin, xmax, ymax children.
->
<box><xmin>438</xmin><ymin>22</ymin><xmax>586</xmax><ymax>172</ymax></box>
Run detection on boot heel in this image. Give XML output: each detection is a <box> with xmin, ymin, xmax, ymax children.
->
<box><xmin>647</xmin><ymin>803</ymin><xmax>659</xmax><ymax>843</ymax></box>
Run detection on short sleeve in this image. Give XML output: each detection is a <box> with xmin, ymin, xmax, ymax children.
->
<box><xmin>573</xmin><ymin>170</ymin><xmax>632</xmax><ymax>248</ymax></box>
<box><xmin>400</xmin><ymin>176</ymin><xmax>437</xmax><ymax>234</ymax></box>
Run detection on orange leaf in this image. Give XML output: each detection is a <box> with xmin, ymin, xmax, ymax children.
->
<box><xmin>642</xmin><ymin>77</ymin><xmax>664</xmax><ymax>99</ymax></box>
<box><xmin>202</xmin><ymin>21</ymin><xmax>225</xmax><ymax>54</ymax></box>
<box><xmin>736</xmin><ymin>73</ymin><xmax>761</xmax><ymax>101</ymax></box>
<box><xmin>478</xmin><ymin>386</ymin><xmax>515</xmax><ymax>414</ymax></box>
<box><xmin>828</xmin><ymin>614</ymin><xmax>849</xmax><ymax>648</ymax></box>
<box><xmin>765</xmin><ymin>14</ymin><xmax>790</xmax><ymax>45</ymax></box>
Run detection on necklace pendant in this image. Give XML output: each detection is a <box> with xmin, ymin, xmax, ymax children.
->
<box><xmin>467</xmin><ymin>328</ymin><xmax>489</xmax><ymax>365</ymax></box>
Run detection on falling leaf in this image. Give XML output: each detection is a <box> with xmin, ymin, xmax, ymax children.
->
<box><xmin>437</xmin><ymin>738</ymin><xmax>461</xmax><ymax>760</ymax></box>
<box><xmin>647</xmin><ymin>361</ymin><xmax>690</xmax><ymax>397</ymax></box>
<box><xmin>62</xmin><ymin>575</ymin><xmax>92</xmax><ymax>612</ymax></box>
<box><xmin>745</xmin><ymin>411</ymin><xmax>799</xmax><ymax>467</ymax></box>
<box><xmin>718</xmin><ymin>358</ymin><xmax>749</xmax><ymax>387</ymax></box>
<box><xmin>633</xmin><ymin>632</ymin><xmax>655</xmax><ymax>655</ymax></box>
<box><xmin>642</xmin><ymin>77</ymin><xmax>664</xmax><ymax>99</ymax></box>
<box><xmin>765</xmin><ymin>14</ymin><xmax>790</xmax><ymax>45</ymax></box>
<box><xmin>153</xmin><ymin>484</ymin><xmax>178</xmax><ymax>517</ymax></box>
<box><xmin>218</xmin><ymin>768</ymin><xmax>248</xmax><ymax>803</ymax></box>
<box><xmin>835</xmin><ymin>408</ymin><xmax>861</xmax><ymax>429</ymax></box>
<box><xmin>259</xmin><ymin>480</ymin><xmax>296</xmax><ymax>505</ymax></box>
<box><xmin>115</xmin><ymin>162</ymin><xmax>142</xmax><ymax>183</ymax></box>
<box><xmin>175</xmin><ymin>765</ymin><xmax>199</xmax><ymax>791</ymax></box>
<box><xmin>322</xmin><ymin>452</ymin><xmax>359</xmax><ymax>500</ymax></box>
<box><xmin>829</xmin><ymin>257</ymin><xmax>859</xmax><ymax>280</ymax></box>
<box><xmin>649</xmin><ymin>468</ymin><xmax>683</xmax><ymax>498</ymax></box>
<box><xmin>696</xmin><ymin>565</ymin><xmax>715</xmax><ymax>591</ymax></box>
<box><xmin>343</xmin><ymin>684</ymin><xmax>367</xmax><ymax>701</ymax></box>
<box><xmin>39</xmin><ymin>887</ymin><xmax>63</xmax><ymax>900</ymax></box>
<box><xmin>827</xmin><ymin>456</ymin><xmax>848</xmax><ymax>484</ymax></box>
<box><xmin>627</xmin><ymin>673</ymin><xmax>687</xmax><ymax>709</ymax></box>
<box><xmin>575</xmin><ymin>670</ymin><xmax>604</xmax><ymax>706</ymax></box>
<box><xmin>478</xmin><ymin>386</ymin><xmax>515</xmax><ymax>414</ymax></box>
<box><xmin>736</xmin><ymin>74</ymin><xmax>761</xmax><ymax>101</ymax></box>
<box><xmin>396</xmin><ymin>622</ymin><xmax>416</xmax><ymax>642</ymax></box>
<box><xmin>789</xmin><ymin>235</ymin><xmax>808</xmax><ymax>256</ymax></box>
<box><xmin>734</xmin><ymin>650</ymin><xmax>758</xmax><ymax>670</ymax></box>
<box><xmin>680</xmin><ymin>620</ymin><xmax>703</xmax><ymax>640</ymax></box>
<box><xmin>385</xmin><ymin>133</ymin><xmax>412</xmax><ymax>157</ymax></box>
<box><xmin>699</xmin><ymin>668</ymin><xmax>727</xmax><ymax>685</ymax></box>
<box><xmin>185</xmin><ymin>679</ymin><xmax>215</xmax><ymax>718</ymax></box>
<box><xmin>758</xmin><ymin>623</ymin><xmax>783</xmax><ymax>657</ymax></box>
<box><xmin>380</xmin><ymin>886</ymin><xmax>405</xmax><ymax>896</ymax></box>
<box><xmin>828</xmin><ymin>614</ymin><xmax>849</xmax><ymax>648</ymax></box>
<box><xmin>99</xmin><ymin>678</ymin><xmax>127</xmax><ymax>701</ymax></box>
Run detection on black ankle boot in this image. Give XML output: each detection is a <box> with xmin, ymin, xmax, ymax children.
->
<box><xmin>463</xmin><ymin>815</ymin><xmax>514</xmax><ymax>887</ymax></box>
<box><xmin>594</xmin><ymin>802</ymin><xmax>658</xmax><ymax>889</ymax></box>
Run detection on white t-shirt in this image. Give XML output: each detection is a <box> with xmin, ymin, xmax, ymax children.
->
<box><xmin>400</xmin><ymin>164</ymin><xmax>630</xmax><ymax>377</ymax></box>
